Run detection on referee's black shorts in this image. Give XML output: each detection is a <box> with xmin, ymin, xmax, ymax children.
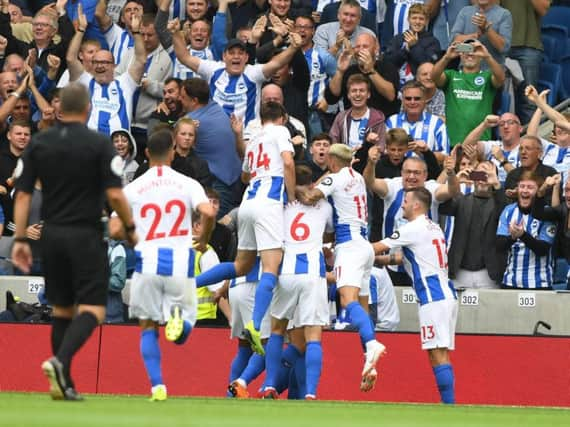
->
<box><xmin>41</xmin><ymin>223</ymin><xmax>110</xmax><ymax>307</ymax></box>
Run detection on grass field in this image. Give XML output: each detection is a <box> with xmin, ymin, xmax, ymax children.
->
<box><xmin>1</xmin><ymin>393</ymin><xmax>569</xmax><ymax>427</ymax></box>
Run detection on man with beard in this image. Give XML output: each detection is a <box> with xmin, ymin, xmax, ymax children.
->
<box><xmin>147</xmin><ymin>77</ymin><xmax>184</xmax><ymax>136</ymax></box>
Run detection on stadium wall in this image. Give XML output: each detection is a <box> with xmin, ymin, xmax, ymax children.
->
<box><xmin>1</xmin><ymin>324</ymin><xmax>569</xmax><ymax>406</ymax></box>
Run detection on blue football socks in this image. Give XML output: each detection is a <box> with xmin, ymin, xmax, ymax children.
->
<box><xmin>196</xmin><ymin>262</ymin><xmax>236</xmax><ymax>288</ymax></box>
<box><xmin>174</xmin><ymin>321</ymin><xmax>192</xmax><ymax>345</ymax></box>
<box><xmin>305</xmin><ymin>341</ymin><xmax>322</xmax><ymax>398</ymax></box>
<box><xmin>252</xmin><ymin>272</ymin><xmax>277</xmax><ymax>330</ymax></box>
<box><xmin>346</xmin><ymin>301</ymin><xmax>375</xmax><ymax>343</ymax></box>
<box><xmin>140</xmin><ymin>329</ymin><xmax>163</xmax><ymax>386</ymax></box>
<box><xmin>264</xmin><ymin>334</ymin><xmax>284</xmax><ymax>389</ymax></box>
<box><xmin>240</xmin><ymin>345</ymin><xmax>267</xmax><ymax>384</ymax></box>
<box><xmin>433</xmin><ymin>363</ymin><xmax>455</xmax><ymax>404</ymax></box>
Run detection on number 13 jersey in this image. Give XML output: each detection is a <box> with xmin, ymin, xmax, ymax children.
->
<box><xmin>122</xmin><ymin>165</ymin><xmax>209</xmax><ymax>277</ymax></box>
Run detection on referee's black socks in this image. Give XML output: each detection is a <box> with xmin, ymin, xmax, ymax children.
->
<box><xmin>51</xmin><ymin>317</ymin><xmax>72</xmax><ymax>355</ymax></box>
<box><xmin>56</xmin><ymin>311</ymin><xmax>99</xmax><ymax>384</ymax></box>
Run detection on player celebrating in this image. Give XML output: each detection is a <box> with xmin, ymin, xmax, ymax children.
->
<box><xmin>373</xmin><ymin>187</ymin><xmax>458</xmax><ymax>404</ymax></box>
<box><xmin>297</xmin><ymin>144</ymin><xmax>386</xmax><ymax>391</ymax></box>
<box><xmin>196</xmin><ymin>101</ymin><xmax>296</xmax><ymax>355</ymax></box>
<box><xmin>263</xmin><ymin>165</ymin><xmax>334</xmax><ymax>400</ymax></box>
<box><xmin>110</xmin><ymin>130</ymin><xmax>215</xmax><ymax>401</ymax></box>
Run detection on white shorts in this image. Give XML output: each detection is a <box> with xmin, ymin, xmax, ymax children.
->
<box><xmin>128</xmin><ymin>272</ymin><xmax>197</xmax><ymax>325</ymax></box>
<box><xmin>228</xmin><ymin>282</ymin><xmax>271</xmax><ymax>340</ymax></box>
<box><xmin>334</xmin><ymin>240</ymin><xmax>374</xmax><ymax>289</ymax></box>
<box><xmin>418</xmin><ymin>298</ymin><xmax>458</xmax><ymax>351</ymax></box>
<box><xmin>237</xmin><ymin>201</ymin><xmax>284</xmax><ymax>251</ymax></box>
<box><xmin>272</xmin><ymin>274</ymin><xmax>329</xmax><ymax>326</ymax></box>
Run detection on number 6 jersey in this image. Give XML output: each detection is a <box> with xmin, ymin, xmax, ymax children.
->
<box><xmin>122</xmin><ymin>165</ymin><xmax>209</xmax><ymax>277</ymax></box>
<box><xmin>380</xmin><ymin>215</ymin><xmax>456</xmax><ymax>306</ymax></box>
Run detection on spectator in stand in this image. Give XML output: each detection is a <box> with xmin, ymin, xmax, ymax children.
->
<box><xmin>106</xmin><ymin>238</ymin><xmax>127</xmax><ymax>323</ymax></box>
<box><xmin>95</xmin><ymin>0</ymin><xmax>143</xmax><ymax>66</ymax></box>
<box><xmin>501</xmin><ymin>0</ymin><xmax>550</xmax><ymax>124</ymax></box>
<box><xmin>525</xmin><ymin>85</ymin><xmax>570</xmax><ymax>174</ymax></box>
<box><xmin>0</xmin><ymin>119</ymin><xmax>30</xmax><ymax>236</ymax></box>
<box><xmin>532</xmin><ymin>174</ymin><xmax>570</xmax><ymax>289</ymax></box>
<box><xmin>172</xmin><ymin>30</ymin><xmax>303</xmax><ymax>127</ymax></box>
<box><xmin>117</xmin><ymin>13</ymin><xmax>173</xmax><ymax>161</ymax></box>
<box><xmin>252</xmin><ymin>0</ymin><xmax>294</xmax><ymax>64</ymax></box>
<box><xmin>181</xmin><ymin>78</ymin><xmax>244</xmax><ymax>218</ymax></box>
<box><xmin>429</xmin><ymin>0</ymin><xmax>470</xmax><ymax>53</ymax></box>
<box><xmin>0</xmin><ymin>1</ymin><xmax>73</xmax><ymax>81</ymax></box>
<box><xmin>67</xmin><ymin>8</ymin><xmax>146</xmax><ymax>136</ymax></box>
<box><xmin>329</xmin><ymin>73</ymin><xmax>385</xmax><ymax>173</ymax></box>
<box><xmin>313</xmin><ymin>0</ymin><xmax>375</xmax><ymax>57</ymax></box>
<box><xmin>384</xmin><ymin>3</ymin><xmax>440</xmax><ymax>88</ymax></box>
<box><xmin>463</xmin><ymin>113</ymin><xmax>523</xmax><ymax>185</ymax></box>
<box><xmin>295</xmin><ymin>14</ymin><xmax>337</xmax><ymax>137</ymax></box>
<box><xmin>204</xmin><ymin>187</ymin><xmax>236</xmax><ymax>263</ymax></box>
<box><xmin>111</xmin><ymin>129</ymin><xmax>138</xmax><ymax>186</ymax></box>
<box><xmin>140</xmin><ymin>117</ymin><xmax>211</xmax><ymax>187</ymax></box>
<box><xmin>155</xmin><ymin>0</ymin><xmax>228</xmax><ymax>80</ymax></box>
<box><xmin>306</xmin><ymin>133</ymin><xmax>331</xmax><ymax>182</ymax></box>
<box><xmin>386</xmin><ymin>80</ymin><xmax>449</xmax><ymax>163</ymax></box>
<box><xmin>326</xmin><ymin>32</ymin><xmax>400</xmax><ymax>119</ymax></box>
<box><xmin>503</xmin><ymin>135</ymin><xmax>557</xmax><ymax>196</ymax></box>
<box><xmin>57</xmin><ymin>39</ymin><xmax>101</xmax><ymax>88</ymax></box>
<box><xmin>497</xmin><ymin>171</ymin><xmax>557</xmax><ymax>289</ymax></box>
<box><xmin>415</xmin><ymin>62</ymin><xmax>445</xmax><ymax>120</ymax></box>
<box><xmin>2</xmin><ymin>52</ymin><xmax>24</xmax><ymax>74</ymax></box>
<box><xmin>0</xmin><ymin>69</ymin><xmax>17</xmax><ymax>102</ymax></box>
<box><xmin>368</xmin><ymin>127</ymin><xmax>441</xmax><ymax>242</ymax></box>
<box><xmin>440</xmin><ymin>161</ymin><xmax>507</xmax><ymax>289</ymax></box>
<box><xmin>364</xmin><ymin>149</ymin><xmax>458</xmax><ymax>284</ymax></box>
<box><xmin>450</xmin><ymin>0</ymin><xmax>512</xmax><ymax>68</ymax></box>
<box><xmin>146</xmin><ymin>77</ymin><xmax>184</xmax><ymax>135</ymax></box>
<box><xmin>431</xmin><ymin>39</ymin><xmax>505</xmax><ymax>147</ymax></box>
<box><xmin>227</xmin><ymin>0</ymin><xmax>267</xmax><ymax>38</ymax></box>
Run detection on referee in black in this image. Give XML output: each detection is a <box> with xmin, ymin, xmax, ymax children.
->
<box><xmin>11</xmin><ymin>82</ymin><xmax>138</xmax><ymax>401</ymax></box>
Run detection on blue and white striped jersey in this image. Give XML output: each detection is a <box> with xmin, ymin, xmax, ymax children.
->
<box><xmin>242</xmin><ymin>123</ymin><xmax>294</xmax><ymax>203</ymax></box>
<box><xmin>381</xmin><ymin>215</ymin><xmax>456</xmax><ymax>305</ymax></box>
<box><xmin>392</xmin><ymin>0</ymin><xmax>425</xmax><ymax>35</ymax></box>
<box><xmin>381</xmin><ymin>177</ymin><xmax>441</xmax><ymax>240</ymax></box>
<box><xmin>168</xmin><ymin>0</ymin><xmax>187</xmax><ymax>20</ymax></box>
<box><xmin>103</xmin><ymin>23</ymin><xmax>133</xmax><ymax>66</ymax></box>
<box><xmin>480</xmin><ymin>140</ymin><xmax>520</xmax><ymax>185</ymax></box>
<box><xmin>197</xmin><ymin>60</ymin><xmax>267</xmax><ymax>126</ymax></box>
<box><xmin>303</xmin><ymin>46</ymin><xmax>336</xmax><ymax>108</ymax></box>
<box><xmin>348</xmin><ymin>109</ymin><xmax>370</xmax><ymax>149</ymax></box>
<box><xmin>497</xmin><ymin>203</ymin><xmax>556</xmax><ymax>289</ymax></box>
<box><xmin>386</xmin><ymin>111</ymin><xmax>449</xmax><ymax>154</ymax></box>
<box><xmin>540</xmin><ymin>137</ymin><xmax>570</xmax><ymax>174</ymax></box>
<box><xmin>123</xmin><ymin>166</ymin><xmax>210</xmax><ymax>278</ymax></box>
<box><xmin>169</xmin><ymin>46</ymin><xmax>214</xmax><ymax>80</ymax></box>
<box><xmin>316</xmin><ymin>167</ymin><xmax>369</xmax><ymax>244</ymax></box>
<box><xmin>79</xmin><ymin>71</ymin><xmax>138</xmax><ymax>136</ymax></box>
<box><xmin>281</xmin><ymin>199</ymin><xmax>333</xmax><ymax>277</ymax></box>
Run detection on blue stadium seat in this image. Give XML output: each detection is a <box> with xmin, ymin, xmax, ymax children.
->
<box><xmin>542</xmin><ymin>6</ymin><xmax>570</xmax><ymax>35</ymax></box>
<box><xmin>538</xmin><ymin>62</ymin><xmax>562</xmax><ymax>104</ymax></box>
<box><xmin>541</xmin><ymin>35</ymin><xmax>557</xmax><ymax>63</ymax></box>
<box><xmin>542</xmin><ymin>24</ymin><xmax>569</xmax><ymax>43</ymax></box>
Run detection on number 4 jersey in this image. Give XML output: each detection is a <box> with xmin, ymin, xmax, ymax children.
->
<box><xmin>122</xmin><ymin>165</ymin><xmax>209</xmax><ymax>277</ymax></box>
<box><xmin>281</xmin><ymin>199</ymin><xmax>334</xmax><ymax>277</ymax></box>
<box><xmin>380</xmin><ymin>215</ymin><xmax>456</xmax><ymax>306</ymax></box>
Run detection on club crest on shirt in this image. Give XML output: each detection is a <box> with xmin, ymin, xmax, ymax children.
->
<box><xmin>546</xmin><ymin>225</ymin><xmax>556</xmax><ymax>238</ymax></box>
<box><xmin>390</xmin><ymin>231</ymin><xmax>400</xmax><ymax>240</ymax></box>
<box><xmin>474</xmin><ymin>76</ymin><xmax>485</xmax><ymax>86</ymax></box>
<box><xmin>110</xmin><ymin>155</ymin><xmax>124</xmax><ymax>177</ymax></box>
<box><xmin>320</xmin><ymin>176</ymin><xmax>333</xmax><ymax>186</ymax></box>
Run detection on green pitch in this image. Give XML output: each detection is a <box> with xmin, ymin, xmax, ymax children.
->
<box><xmin>1</xmin><ymin>393</ymin><xmax>569</xmax><ymax>427</ymax></box>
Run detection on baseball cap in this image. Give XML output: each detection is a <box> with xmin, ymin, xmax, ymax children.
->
<box><xmin>225</xmin><ymin>38</ymin><xmax>247</xmax><ymax>51</ymax></box>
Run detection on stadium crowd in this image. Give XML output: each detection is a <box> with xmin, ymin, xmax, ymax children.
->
<box><xmin>1</xmin><ymin>0</ymin><xmax>570</xmax><ymax>404</ymax></box>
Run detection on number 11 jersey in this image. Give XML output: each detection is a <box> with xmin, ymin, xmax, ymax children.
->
<box><xmin>123</xmin><ymin>165</ymin><xmax>209</xmax><ymax>277</ymax></box>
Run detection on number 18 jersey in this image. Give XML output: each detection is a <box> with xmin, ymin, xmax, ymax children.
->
<box><xmin>122</xmin><ymin>165</ymin><xmax>209</xmax><ymax>278</ymax></box>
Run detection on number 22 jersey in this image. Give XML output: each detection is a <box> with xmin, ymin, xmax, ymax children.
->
<box><xmin>122</xmin><ymin>165</ymin><xmax>209</xmax><ymax>277</ymax></box>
